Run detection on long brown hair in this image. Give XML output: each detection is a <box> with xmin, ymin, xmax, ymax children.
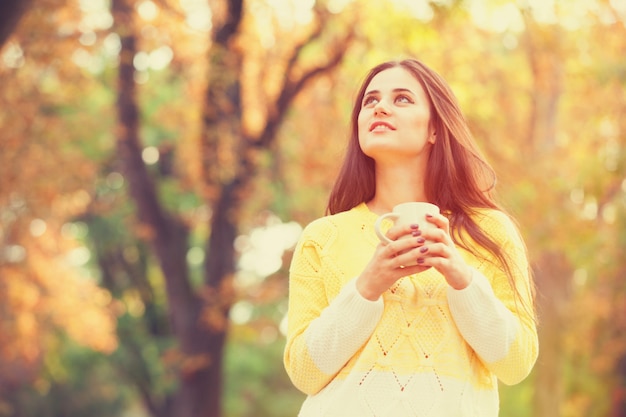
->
<box><xmin>327</xmin><ymin>58</ymin><xmax>535</xmax><ymax>314</ymax></box>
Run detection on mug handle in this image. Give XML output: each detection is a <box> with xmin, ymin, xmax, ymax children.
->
<box><xmin>374</xmin><ymin>212</ymin><xmax>399</xmax><ymax>244</ymax></box>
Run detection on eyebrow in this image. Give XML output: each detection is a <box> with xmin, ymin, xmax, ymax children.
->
<box><xmin>363</xmin><ymin>87</ymin><xmax>415</xmax><ymax>96</ymax></box>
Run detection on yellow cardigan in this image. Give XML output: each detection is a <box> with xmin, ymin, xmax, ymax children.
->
<box><xmin>284</xmin><ymin>203</ymin><xmax>538</xmax><ymax>417</ymax></box>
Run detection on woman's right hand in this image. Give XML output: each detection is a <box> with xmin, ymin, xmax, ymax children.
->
<box><xmin>356</xmin><ymin>223</ymin><xmax>430</xmax><ymax>300</ymax></box>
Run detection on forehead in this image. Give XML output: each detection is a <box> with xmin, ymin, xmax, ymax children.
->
<box><xmin>365</xmin><ymin>66</ymin><xmax>423</xmax><ymax>94</ymax></box>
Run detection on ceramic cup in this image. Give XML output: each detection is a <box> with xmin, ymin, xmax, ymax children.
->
<box><xmin>374</xmin><ymin>202</ymin><xmax>440</xmax><ymax>260</ymax></box>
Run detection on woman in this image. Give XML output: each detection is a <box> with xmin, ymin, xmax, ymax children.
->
<box><xmin>283</xmin><ymin>58</ymin><xmax>538</xmax><ymax>417</ymax></box>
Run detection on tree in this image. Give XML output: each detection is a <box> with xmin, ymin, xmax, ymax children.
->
<box><xmin>0</xmin><ymin>0</ymin><xmax>119</xmax><ymax>413</ymax></box>
<box><xmin>519</xmin><ymin>10</ymin><xmax>571</xmax><ymax>416</ymax></box>
<box><xmin>109</xmin><ymin>0</ymin><xmax>353</xmax><ymax>415</ymax></box>
<box><xmin>0</xmin><ymin>0</ymin><xmax>34</xmax><ymax>50</ymax></box>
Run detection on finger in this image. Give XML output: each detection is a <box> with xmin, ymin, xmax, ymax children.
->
<box><xmin>386</xmin><ymin>223</ymin><xmax>420</xmax><ymax>242</ymax></box>
<box><xmin>418</xmin><ymin>228</ymin><xmax>449</xmax><ymax>245</ymax></box>
<box><xmin>394</xmin><ymin>250</ymin><xmax>431</xmax><ymax>272</ymax></box>
<box><xmin>398</xmin><ymin>264</ymin><xmax>430</xmax><ymax>275</ymax></box>
<box><xmin>417</xmin><ymin>242</ymin><xmax>450</xmax><ymax>259</ymax></box>
<box><xmin>425</xmin><ymin>212</ymin><xmax>449</xmax><ymax>230</ymax></box>
<box><xmin>415</xmin><ymin>253</ymin><xmax>471</xmax><ymax>289</ymax></box>
<box><xmin>380</xmin><ymin>241</ymin><xmax>401</xmax><ymax>260</ymax></box>
<box><xmin>416</xmin><ymin>254</ymin><xmax>441</xmax><ymax>268</ymax></box>
<box><xmin>380</xmin><ymin>240</ymin><xmax>413</xmax><ymax>266</ymax></box>
<box><xmin>393</xmin><ymin>253</ymin><xmax>409</xmax><ymax>270</ymax></box>
<box><xmin>415</xmin><ymin>244</ymin><xmax>451</xmax><ymax>265</ymax></box>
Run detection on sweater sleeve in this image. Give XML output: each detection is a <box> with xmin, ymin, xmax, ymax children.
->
<box><xmin>446</xmin><ymin>211</ymin><xmax>539</xmax><ymax>385</ymax></box>
<box><xmin>283</xmin><ymin>220</ymin><xmax>384</xmax><ymax>395</ymax></box>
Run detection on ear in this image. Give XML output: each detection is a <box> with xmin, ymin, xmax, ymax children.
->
<box><xmin>428</xmin><ymin>130</ymin><xmax>436</xmax><ymax>145</ymax></box>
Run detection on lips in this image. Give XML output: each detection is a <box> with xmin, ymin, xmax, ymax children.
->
<box><xmin>369</xmin><ymin>121</ymin><xmax>396</xmax><ymax>132</ymax></box>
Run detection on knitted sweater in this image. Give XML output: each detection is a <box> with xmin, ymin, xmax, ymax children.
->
<box><xmin>284</xmin><ymin>203</ymin><xmax>538</xmax><ymax>417</ymax></box>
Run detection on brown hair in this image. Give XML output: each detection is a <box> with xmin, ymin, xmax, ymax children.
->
<box><xmin>327</xmin><ymin>58</ymin><xmax>534</xmax><ymax>314</ymax></box>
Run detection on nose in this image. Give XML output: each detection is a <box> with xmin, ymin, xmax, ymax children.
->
<box><xmin>374</xmin><ymin>99</ymin><xmax>389</xmax><ymax>116</ymax></box>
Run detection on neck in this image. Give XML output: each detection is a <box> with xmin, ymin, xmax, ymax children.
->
<box><xmin>367</xmin><ymin>161</ymin><xmax>428</xmax><ymax>214</ymax></box>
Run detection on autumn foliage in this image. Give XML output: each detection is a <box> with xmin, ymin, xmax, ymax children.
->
<box><xmin>1</xmin><ymin>1</ymin><xmax>625</xmax><ymax>417</ymax></box>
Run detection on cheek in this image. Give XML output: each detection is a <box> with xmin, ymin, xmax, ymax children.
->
<box><xmin>411</xmin><ymin>113</ymin><xmax>432</xmax><ymax>133</ymax></box>
<box><xmin>357</xmin><ymin>112</ymin><xmax>368</xmax><ymax>137</ymax></box>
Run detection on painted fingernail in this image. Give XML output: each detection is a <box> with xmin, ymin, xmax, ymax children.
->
<box><xmin>419</xmin><ymin>246</ymin><xmax>428</xmax><ymax>253</ymax></box>
<box><xmin>417</xmin><ymin>258</ymin><xmax>425</xmax><ymax>264</ymax></box>
<box><xmin>426</xmin><ymin>213</ymin><xmax>433</xmax><ymax>218</ymax></box>
<box><xmin>417</xmin><ymin>237</ymin><xmax>425</xmax><ymax>244</ymax></box>
<box><xmin>410</xmin><ymin>223</ymin><xmax>419</xmax><ymax>229</ymax></box>
<box><xmin>412</xmin><ymin>230</ymin><xmax>422</xmax><ymax>237</ymax></box>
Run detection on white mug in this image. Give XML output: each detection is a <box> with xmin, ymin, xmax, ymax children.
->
<box><xmin>374</xmin><ymin>202</ymin><xmax>440</xmax><ymax>245</ymax></box>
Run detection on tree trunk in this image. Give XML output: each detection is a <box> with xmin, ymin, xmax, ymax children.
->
<box><xmin>0</xmin><ymin>0</ymin><xmax>34</xmax><ymax>49</ymax></box>
<box><xmin>521</xmin><ymin>8</ymin><xmax>563</xmax><ymax>156</ymax></box>
<box><xmin>520</xmin><ymin>11</ymin><xmax>568</xmax><ymax>416</ymax></box>
<box><xmin>112</xmin><ymin>0</ymin><xmax>352</xmax><ymax>415</ymax></box>
<box><xmin>112</xmin><ymin>0</ymin><xmax>214</xmax><ymax>416</ymax></box>
<box><xmin>197</xmin><ymin>0</ymin><xmax>245</xmax><ymax>412</ymax></box>
<box><xmin>533</xmin><ymin>252</ymin><xmax>573</xmax><ymax>416</ymax></box>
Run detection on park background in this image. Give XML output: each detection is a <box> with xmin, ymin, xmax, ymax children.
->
<box><xmin>1</xmin><ymin>0</ymin><xmax>625</xmax><ymax>416</ymax></box>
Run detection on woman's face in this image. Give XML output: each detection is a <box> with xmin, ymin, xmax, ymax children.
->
<box><xmin>357</xmin><ymin>66</ymin><xmax>435</xmax><ymax>163</ymax></box>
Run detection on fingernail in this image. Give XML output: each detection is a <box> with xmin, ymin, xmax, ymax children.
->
<box><xmin>417</xmin><ymin>237</ymin><xmax>425</xmax><ymax>244</ymax></box>
<box><xmin>419</xmin><ymin>246</ymin><xmax>428</xmax><ymax>253</ymax></box>
<box><xmin>410</xmin><ymin>223</ymin><xmax>419</xmax><ymax>229</ymax></box>
<box><xmin>417</xmin><ymin>258</ymin><xmax>424</xmax><ymax>264</ymax></box>
<box><xmin>412</xmin><ymin>230</ymin><xmax>422</xmax><ymax>237</ymax></box>
<box><xmin>426</xmin><ymin>213</ymin><xmax>433</xmax><ymax>218</ymax></box>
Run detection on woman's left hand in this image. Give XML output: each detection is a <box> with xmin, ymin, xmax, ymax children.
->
<box><xmin>417</xmin><ymin>213</ymin><xmax>473</xmax><ymax>290</ymax></box>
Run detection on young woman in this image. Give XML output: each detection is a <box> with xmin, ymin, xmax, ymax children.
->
<box><xmin>283</xmin><ymin>58</ymin><xmax>538</xmax><ymax>417</ymax></box>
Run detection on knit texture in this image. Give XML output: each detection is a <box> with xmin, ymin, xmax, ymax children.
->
<box><xmin>284</xmin><ymin>203</ymin><xmax>538</xmax><ymax>417</ymax></box>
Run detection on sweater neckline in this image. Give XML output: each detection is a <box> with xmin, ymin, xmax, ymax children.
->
<box><xmin>355</xmin><ymin>202</ymin><xmax>381</xmax><ymax>222</ymax></box>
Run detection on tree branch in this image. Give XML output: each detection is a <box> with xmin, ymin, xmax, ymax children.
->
<box><xmin>0</xmin><ymin>0</ymin><xmax>34</xmax><ymax>50</ymax></box>
<box><xmin>215</xmin><ymin>0</ymin><xmax>243</xmax><ymax>45</ymax></box>
<box><xmin>282</xmin><ymin>7</ymin><xmax>326</xmax><ymax>83</ymax></box>
<box><xmin>151</xmin><ymin>0</ymin><xmax>186</xmax><ymax>20</ymax></box>
<box><xmin>256</xmin><ymin>25</ymin><xmax>355</xmax><ymax>149</ymax></box>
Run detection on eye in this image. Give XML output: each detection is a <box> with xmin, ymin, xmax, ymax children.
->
<box><xmin>395</xmin><ymin>94</ymin><xmax>413</xmax><ymax>104</ymax></box>
<box><xmin>362</xmin><ymin>95</ymin><xmax>378</xmax><ymax>107</ymax></box>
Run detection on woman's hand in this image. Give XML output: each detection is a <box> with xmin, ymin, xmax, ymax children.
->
<box><xmin>356</xmin><ymin>223</ymin><xmax>431</xmax><ymax>300</ymax></box>
<box><xmin>356</xmin><ymin>214</ymin><xmax>472</xmax><ymax>301</ymax></box>
<box><xmin>417</xmin><ymin>213</ymin><xmax>473</xmax><ymax>290</ymax></box>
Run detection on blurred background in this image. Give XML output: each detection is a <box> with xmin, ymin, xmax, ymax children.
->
<box><xmin>0</xmin><ymin>0</ymin><xmax>624</xmax><ymax>416</ymax></box>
